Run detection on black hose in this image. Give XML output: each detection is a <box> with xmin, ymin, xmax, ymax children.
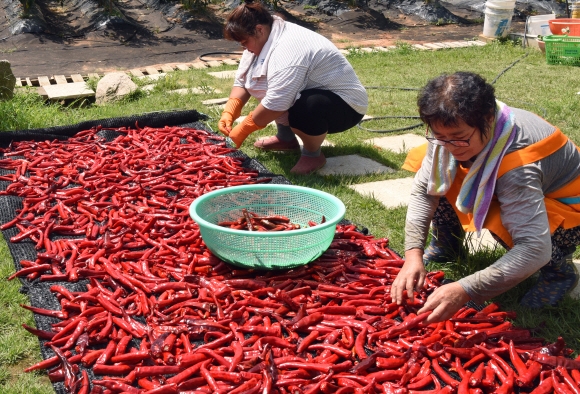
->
<box><xmin>490</xmin><ymin>52</ymin><xmax>529</xmax><ymax>85</ymax></box>
<box><xmin>357</xmin><ymin>116</ymin><xmax>423</xmax><ymax>133</ymax></box>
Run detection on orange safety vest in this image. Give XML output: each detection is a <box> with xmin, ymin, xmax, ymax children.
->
<box><xmin>402</xmin><ymin>129</ymin><xmax>580</xmax><ymax>248</ymax></box>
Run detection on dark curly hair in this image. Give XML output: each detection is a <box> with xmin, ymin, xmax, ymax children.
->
<box><xmin>224</xmin><ymin>0</ymin><xmax>274</xmax><ymax>42</ymax></box>
<box><xmin>417</xmin><ymin>72</ymin><xmax>496</xmax><ymax>139</ymax></box>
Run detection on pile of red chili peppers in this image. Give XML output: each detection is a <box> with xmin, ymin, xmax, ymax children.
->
<box><xmin>1</xmin><ymin>125</ymin><xmax>580</xmax><ymax>394</ymax></box>
<box><xmin>217</xmin><ymin>209</ymin><xmax>321</xmax><ymax>231</ymax></box>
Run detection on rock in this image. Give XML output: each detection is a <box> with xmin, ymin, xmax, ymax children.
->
<box><xmin>95</xmin><ymin>72</ymin><xmax>137</xmax><ymax>105</ymax></box>
<box><xmin>0</xmin><ymin>60</ymin><xmax>16</xmax><ymax>101</ymax></box>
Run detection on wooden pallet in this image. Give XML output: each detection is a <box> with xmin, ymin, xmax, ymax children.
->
<box><xmin>14</xmin><ymin>57</ymin><xmax>242</xmax><ymax>87</ymax></box>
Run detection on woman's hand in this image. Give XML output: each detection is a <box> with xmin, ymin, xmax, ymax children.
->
<box><xmin>417</xmin><ymin>282</ymin><xmax>471</xmax><ymax>324</ymax></box>
<box><xmin>391</xmin><ymin>248</ymin><xmax>426</xmax><ymax>305</ymax></box>
<box><xmin>218</xmin><ymin>98</ymin><xmax>244</xmax><ymax>136</ymax></box>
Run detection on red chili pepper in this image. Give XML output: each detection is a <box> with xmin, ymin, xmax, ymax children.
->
<box><xmin>432</xmin><ymin>358</ymin><xmax>460</xmax><ymax>387</ymax></box>
<box><xmin>557</xmin><ymin>366</ymin><xmax>580</xmax><ymax>394</ymax></box>
<box><xmin>530</xmin><ymin>375</ymin><xmax>554</xmax><ymax>394</ymax></box>
<box><xmin>380</xmin><ymin>311</ymin><xmax>432</xmax><ymax>340</ymax></box>
<box><xmin>531</xmin><ymin>352</ymin><xmax>580</xmax><ymax>370</ymax></box>
<box><xmin>49</xmin><ymin>345</ymin><xmax>78</xmax><ymax>392</ymax></box>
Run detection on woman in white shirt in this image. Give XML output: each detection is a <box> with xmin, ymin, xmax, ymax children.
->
<box><xmin>218</xmin><ymin>0</ymin><xmax>368</xmax><ymax>175</ymax></box>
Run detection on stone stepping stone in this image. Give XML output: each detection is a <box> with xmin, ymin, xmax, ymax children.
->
<box><xmin>422</xmin><ymin>43</ymin><xmax>443</xmax><ymax>50</ymax></box>
<box><xmin>464</xmin><ymin>229</ymin><xmax>500</xmax><ymax>254</ymax></box>
<box><xmin>412</xmin><ymin>44</ymin><xmax>430</xmax><ymax>50</ymax></box>
<box><xmin>349</xmin><ymin>177</ymin><xmax>414</xmax><ymax>209</ymax></box>
<box><xmin>167</xmin><ymin>87</ymin><xmax>222</xmax><ymax>95</ymax></box>
<box><xmin>365</xmin><ymin>133</ymin><xmax>426</xmax><ymax>154</ymax></box>
<box><xmin>208</xmin><ymin>70</ymin><xmax>237</xmax><ymax>79</ymax></box>
<box><xmin>137</xmin><ymin>73</ymin><xmax>166</xmax><ymax>81</ymax></box>
<box><xmin>318</xmin><ymin>154</ymin><xmax>394</xmax><ymax>176</ymax></box>
<box><xmin>202</xmin><ymin>97</ymin><xmax>229</xmax><ymax>106</ymax></box>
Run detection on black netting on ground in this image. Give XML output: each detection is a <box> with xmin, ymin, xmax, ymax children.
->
<box><xmin>0</xmin><ymin>110</ymin><xmax>206</xmax><ymax>145</ymax></box>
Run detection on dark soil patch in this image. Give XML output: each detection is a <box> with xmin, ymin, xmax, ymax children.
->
<box><xmin>0</xmin><ymin>0</ymin><xmax>529</xmax><ymax>78</ymax></box>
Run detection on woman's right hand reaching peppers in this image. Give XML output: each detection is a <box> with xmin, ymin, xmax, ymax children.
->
<box><xmin>391</xmin><ymin>248</ymin><xmax>427</xmax><ymax>306</ymax></box>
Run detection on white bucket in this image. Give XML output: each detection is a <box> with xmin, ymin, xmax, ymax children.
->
<box><xmin>486</xmin><ymin>0</ymin><xmax>516</xmax><ymax>9</ymax></box>
<box><xmin>483</xmin><ymin>2</ymin><xmax>515</xmax><ymax>38</ymax></box>
<box><xmin>526</xmin><ymin>13</ymin><xmax>556</xmax><ymax>36</ymax></box>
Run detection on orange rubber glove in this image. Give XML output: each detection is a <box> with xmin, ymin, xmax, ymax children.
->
<box><xmin>229</xmin><ymin>112</ymin><xmax>265</xmax><ymax>148</ymax></box>
<box><xmin>218</xmin><ymin>98</ymin><xmax>244</xmax><ymax>136</ymax></box>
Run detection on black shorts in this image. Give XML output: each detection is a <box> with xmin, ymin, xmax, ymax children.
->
<box><xmin>288</xmin><ymin>89</ymin><xmax>364</xmax><ymax>136</ymax></box>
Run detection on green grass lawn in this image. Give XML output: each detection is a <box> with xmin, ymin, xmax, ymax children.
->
<box><xmin>1</xmin><ymin>40</ymin><xmax>580</xmax><ymax>393</ymax></box>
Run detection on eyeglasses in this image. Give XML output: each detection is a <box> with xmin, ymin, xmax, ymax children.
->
<box><xmin>425</xmin><ymin>125</ymin><xmax>478</xmax><ymax>147</ymax></box>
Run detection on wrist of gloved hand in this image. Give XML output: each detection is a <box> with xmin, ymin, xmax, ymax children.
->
<box><xmin>218</xmin><ymin>98</ymin><xmax>244</xmax><ymax>136</ymax></box>
<box><xmin>229</xmin><ymin>112</ymin><xmax>265</xmax><ymax>148</ymax></box>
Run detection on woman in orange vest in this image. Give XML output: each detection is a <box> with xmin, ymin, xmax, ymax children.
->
<box><xmin>391</xmin><ymin>71</ymin><xmax>580</xmax><ymax>322</ymax></box>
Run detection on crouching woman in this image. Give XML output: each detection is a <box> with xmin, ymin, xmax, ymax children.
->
<box><xmin>392</xmin><ymin>71</ymin><xmax>580</xmax><ymax>322</ymax></box>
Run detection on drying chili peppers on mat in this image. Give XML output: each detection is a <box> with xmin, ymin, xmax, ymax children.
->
<box><xmin>217</xmin><ymin>210</ymin><xmax>325</xmax><ymax>231</ymax></box>
<box><xmin>1</xmin><ymin>125</ymin><xmax>579</xmax><ymax>393</ymax></box>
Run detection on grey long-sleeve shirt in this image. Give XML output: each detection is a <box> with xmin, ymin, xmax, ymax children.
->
<box><xmin>405</xmin><ymin>108</ymin><xmax>580</xmax><ymax>304</ymax></box>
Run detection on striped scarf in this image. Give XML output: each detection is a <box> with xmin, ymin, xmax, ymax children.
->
<box><xmin>427</xmin><ymin>101</ymin><xmax>517</xmax><ymax>236</ymax></box>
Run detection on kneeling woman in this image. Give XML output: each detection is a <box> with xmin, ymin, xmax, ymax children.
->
<box><xmin>218</xmin><ymin>0</ymin><xmax>368</xmax><ymax>175</ymax></box>
<box><xmin>392</xmin><ymin>71</ymin><xmax>580</xmax><ymax>322</ymax></box>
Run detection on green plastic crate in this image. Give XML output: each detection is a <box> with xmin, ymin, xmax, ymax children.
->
<box><xmin>544</xmin><ymin>35</ymin><xmax>580</xmax><ymax>66</ymax></box>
